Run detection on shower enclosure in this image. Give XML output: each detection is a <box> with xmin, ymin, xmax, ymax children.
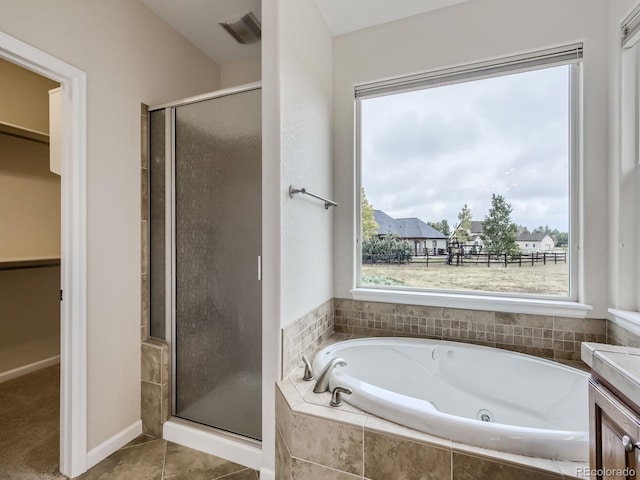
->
<box><xmin>148</xmin><ymin>85</ymin><xmax>262</xmax><ymax>441</ymax></box>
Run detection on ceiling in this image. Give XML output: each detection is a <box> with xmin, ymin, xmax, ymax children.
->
<box><xmin>140</xmin><ymin>0</ymin><xmax>262</xmax><ymax>65</ymax></box>
<box><xmin>314</xmin><ymin>0</ymin><xmax>472</xmax><ymax>36</ymax></box>
<box><xmin>140</xmin><ymin>0</ymin><xmax>472</xmax><ymax>64</ymax></box>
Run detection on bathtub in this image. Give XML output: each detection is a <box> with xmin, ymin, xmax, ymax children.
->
<box><xmin>311</xmin><ymin>337</ymin><xmax>589</xmax><ymax>461</ymax></box>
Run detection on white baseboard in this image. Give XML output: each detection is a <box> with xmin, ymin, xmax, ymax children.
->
<box><xmin>260</xmin><ymin>467</ymin><xmax>275</xmax><ymax>480</ymax></box>
<box><xmin>0</xmin><ymin>355</ymin><xmax>60</xmax><ymax>384</ymax></box>
<box><xmin>86</xmin><ymin>420</ymin><xmax>142</xmax><ymax>470</ymax></box>
<box><xmin>163</xmin><ymin>419</ymin><xmax>262</xmax><ymax>470</ymax></box>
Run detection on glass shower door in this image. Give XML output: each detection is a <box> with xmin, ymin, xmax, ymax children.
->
<box><xmin>173</xmin><ymin>88</ymin><xmax>262</xmax><ymax>440</ymax></box>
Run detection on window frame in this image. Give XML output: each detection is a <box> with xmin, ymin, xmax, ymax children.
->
<box><xmin>354</xmin><ymin>46</ymin><xmax>584</xmax><ymax>313</ymax></box>
<box><xmin>610</xmin><ymin>5</ymin><xmax>640</xmax><ymax>329</ymax></box>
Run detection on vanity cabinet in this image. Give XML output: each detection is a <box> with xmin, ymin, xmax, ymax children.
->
<box><xmin>590</xmin><ymin>379</ymin><xmax>640</xmax><ymax>479</ymax></box>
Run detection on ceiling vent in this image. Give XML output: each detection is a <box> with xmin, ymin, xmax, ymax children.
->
<box><xmin>219</xmin><ymin>11</ymin><xmax>261</xmax><ymax>44</ymax></box>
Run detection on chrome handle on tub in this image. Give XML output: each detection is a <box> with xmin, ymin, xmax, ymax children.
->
<box><xmin>313</xmin><ymin>357</ymin><xmax>346</xmax><ymax>393</ymax></box>
<box><xmin>330</xmin><ymin>386</ymin><xmax>352</xmax><ymax>407</ymax></box>
<box><xmin>622</xmin><ymin>435</ymin><xmax>640</xmax><ymax>452</ymax></box>
<box><xmin>301</xmin><ymin>355</ymin><xmax>314</xmax><ymax>381</ymax></box>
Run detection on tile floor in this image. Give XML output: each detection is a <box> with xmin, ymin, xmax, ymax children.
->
<box><xmin>0</xmin><ymin>365</ymin><xmax>258</xmax><ymax>480</ymax></box>
<box><xmin>75</xmin><ymin>435</ymin><xmax>259</xmax><ymax>480</ymax></box>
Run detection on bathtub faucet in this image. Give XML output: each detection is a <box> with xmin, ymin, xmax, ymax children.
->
<box><xmin>313</xmin><ymin>357</ymin><xmax>346</xmax><ymax>393</ymax></box>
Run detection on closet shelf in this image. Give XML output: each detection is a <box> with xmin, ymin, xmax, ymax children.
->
<box><xmin>0</xmin><ymin>121</ymin><xmax>49</xmax><ymax>145</ymax></box>
<box><xmin>0</xmin><ymin>257</ymin><xmax>60</xmax><ymax>271</ymax></box>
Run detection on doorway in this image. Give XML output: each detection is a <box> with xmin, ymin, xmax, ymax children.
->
<box><xmin>0</xmin><ymin>31</ymin><xmax>88</xmax><ymax>478</ymax></box>
<box><xmin>0</xmin><ymin>57</ymin><xmax>61</xmax><ymax>479</ymax></box>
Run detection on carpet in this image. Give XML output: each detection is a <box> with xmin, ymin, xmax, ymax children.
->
<box><xmin>0</xmin><ymin>365</ymin><xmax>61</xmax><ymax>480</ymax></box>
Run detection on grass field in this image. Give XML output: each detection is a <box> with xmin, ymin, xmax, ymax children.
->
<box><xmin>362</xmin><ymin>261</ymin><xmax>569</xmax><ymax>296</ymax></box>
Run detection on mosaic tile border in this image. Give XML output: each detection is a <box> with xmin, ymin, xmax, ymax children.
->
<box><xmin>334</xmin><ymin>299</ymin><xmax>606</xmax><ymax>362</ymax></box>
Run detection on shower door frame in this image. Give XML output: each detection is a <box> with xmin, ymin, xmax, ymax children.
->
<box><xmin>150</xmin><ymin>82</ymin><xmax>263</xmax><ymax>459</ymax></box>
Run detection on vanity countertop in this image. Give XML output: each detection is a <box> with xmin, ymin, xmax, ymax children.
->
<box><xmin>582</xmin><ymin>342</ymin><xmax>640</xmax><ymax>408</ymax></box>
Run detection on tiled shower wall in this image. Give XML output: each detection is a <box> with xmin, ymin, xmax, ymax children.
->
<box><xmin>141</xmin><ymin>338</ymin><xmax>170</xmax><ymax>437</ymax></box>
<box><xmin>334</xmin><ymin>299</ymin><xmax>607</xmax><ymax>363</ymax></box>
<box><xmin>141</xmin><ymin>104</ymin><xmax>149</xmax><ymax>341</ymax></box>
<box><xmin>141</xmin><ymin>103</ymin><xmax>170</xmax><ymax>437</ymax></box>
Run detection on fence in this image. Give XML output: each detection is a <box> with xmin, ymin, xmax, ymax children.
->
<box><xmin>363</xmin><ymin>251</ymin><xmax>567</xmax><ymax>267</ymax></box>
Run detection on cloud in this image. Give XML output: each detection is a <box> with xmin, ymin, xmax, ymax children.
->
<box><xmin>361</xmin><ymin>65</ymin><xmax>572</xmax><ymax>231</ymax></box>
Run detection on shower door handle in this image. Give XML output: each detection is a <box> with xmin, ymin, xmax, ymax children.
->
<box><xmin>258</xmin><ymin>255</ymin><xmax>262</xmax><ymax>281</ymax></box>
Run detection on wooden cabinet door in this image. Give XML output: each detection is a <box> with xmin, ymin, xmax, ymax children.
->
<box><xmin>590</xmin><ymin>380</ymin><xmax>640</xmax><ymax>480</ymax></box>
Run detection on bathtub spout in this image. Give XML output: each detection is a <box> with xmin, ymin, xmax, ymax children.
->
<box><xmin>313</xmin><ymin>357</ymin><xmax>346</xmax><ymax>393</ymax></box>
<box><xmin>301</xmin><ymin>355</ymin><xmax>314</xmax><ymax>381</ymax></box>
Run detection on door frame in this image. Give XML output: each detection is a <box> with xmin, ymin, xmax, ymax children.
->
<box><xmin>0</xmin><ymin>32</ymin><xmax>88</xmax><ymax>477</ymax></box>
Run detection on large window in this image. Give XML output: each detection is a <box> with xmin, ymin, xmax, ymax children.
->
<box><xmin>357</xmin><ymin>46</ymin><xmax>581</xmax><ymax>299</ymax></box>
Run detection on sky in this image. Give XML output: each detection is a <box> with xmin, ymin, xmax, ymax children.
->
<box><xmin>361</xmin><ymin>65</ymin><xmax>571</xmax><ymax>232</ymax></box>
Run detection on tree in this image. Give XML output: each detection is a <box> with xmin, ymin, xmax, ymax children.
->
<box><xmin>361</xmin><ymin>188</ymin><xmax>379</xmax><ymax>240</ymax></box>
<box><xmin>427</xmin><ymin>219</ymin><xmax>451</xmax><ymax>236</ymax></box>
<box><xmin>516</xmin><ymin>224</ymin><xmax>530</xmax><ymax>235</ymax></box>
<box><xmin>455</xmin><ymin>204</ymin><xmax>473</xmax><ymax>242</ymax></box>
<box><xmin>481</xmin><ymin>194</ymin><xmax>519</xmax><ymax>255</ymax></box>
<box><xmin>555</xmin><ymin>232</ymin><xmax>569</xmax><ymax>247</ymax></box>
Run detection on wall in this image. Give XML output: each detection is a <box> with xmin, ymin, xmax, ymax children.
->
<box><xmin>220</xmin><ymin>56</ymin><xmax>261</xmax><ymax>89</ymax></box>
<box><xmin>332</xmin><ymin>0</ymin><xmax>610</xmax><ymax>318</ymax></box>
<box><xmin>608</xmin><ymin>0</ymin><xmax>639</xmax><ymax>312</ymax></box>
<box><xmin>0</xmin><ymin>266</ymin><xmax>60</xmax><ymax>377</ymax></box>
<box><xmin>279</xmin><ymin>0</ymin><xmax>333</xmax><ymax>326</ymax></box>
<box><xmin>0</xmin><ymin>135</ymin><xmax>60</xmax><ymax>258</ymax></box>
<box><xmin>0</xmin><ymin>0</ymin><xmax>221</xmax><ymax>451</ymax></box>
<box><xmin>261</xmin><ymin>0</ymin><xmax>282</xmax><ymax>476</ymax></box>
<box><xmin>0</xmin><ymin>57</ymin><xmax>58</xmax><ymax>133</ymax></box>
<box><xmin>261</xmin><ymin>0</ymin><xmax>333</xmax><ymax>474</ymax></box>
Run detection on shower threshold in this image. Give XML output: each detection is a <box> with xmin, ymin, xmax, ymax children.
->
<box><xmin>163</xmin><ymin>417</ymin><xmax>262</xmax><ymax>470</ymax></box>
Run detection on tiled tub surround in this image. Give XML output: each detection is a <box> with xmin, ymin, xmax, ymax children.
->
<box><xmin>281</xmin><ymin>299</ymin><xmax>334</xmax><ymax>378</ymax></box>
<box><xmin>334</xmin><ymin>299</ymin><xmax>606</xmax><ymax>363</ymax></box>
<box><xmin>276</xmin><ymin>358</ymin><xmax>585</xmax><ymax>480</ymax></box>
<box><xmin>606</xmin><ymin>320</ymin><xmax>640</xmax><ymax>348</ymax></box>
<box><xmin>141</xmin><ymin>338</ymin><xmax>170</xmax><ymax>437</ymax></box>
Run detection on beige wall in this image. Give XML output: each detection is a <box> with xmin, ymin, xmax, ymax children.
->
<box><xmin>0</xmin><ymin>57</ymin><xmax>58</xmax><ymax>133</ymax></box>
<box><xmin>0</xmin><ymin>0</ymin><xmax>221</xmax><ymax>450</ymax></box>
<box><xmin>0</xmin><ymin>266</ymin><xmax>60</xmax><ymax>375</ymax></box>
<box><xmin>220</xmin><ymin>56</ymin><xmax>261</xmax><ymax>89</ymax></box>
<box><xmin>332</xmin><ymin>0</ymin><xmax>610</xmax><ymax>317</ymax></box>
<box><xmin>0</xmin><ymin>135</ymin><xmax>60</xmax><ymax>259</ymax></box>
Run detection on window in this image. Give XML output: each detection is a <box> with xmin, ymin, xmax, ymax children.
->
<box><xmin>357</xmin><ymin>45</ymin><xmax>580</xmax><ymax>299</ymax></box>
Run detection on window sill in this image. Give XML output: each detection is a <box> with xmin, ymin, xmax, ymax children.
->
<box><xmin>608</xmin><ymin>309</ymin><xmax>640</xmax><ymax>338</ymax></box>
<box><xmin>350</xmin><ymin>288</ymin><xmax>593</xmax><ymax>318</ymax></box>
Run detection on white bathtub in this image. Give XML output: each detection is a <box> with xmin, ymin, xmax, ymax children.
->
<box><xmin>311</xmin><ymin>337</ymin><xmax>589</xmax><ymax>461</ymax></box>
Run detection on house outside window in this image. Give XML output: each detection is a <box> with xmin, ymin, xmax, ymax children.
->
<box><xmin>357</xmin><ymin>45</ymin><xmax>580</xmax><ymax>300</ymax></box>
